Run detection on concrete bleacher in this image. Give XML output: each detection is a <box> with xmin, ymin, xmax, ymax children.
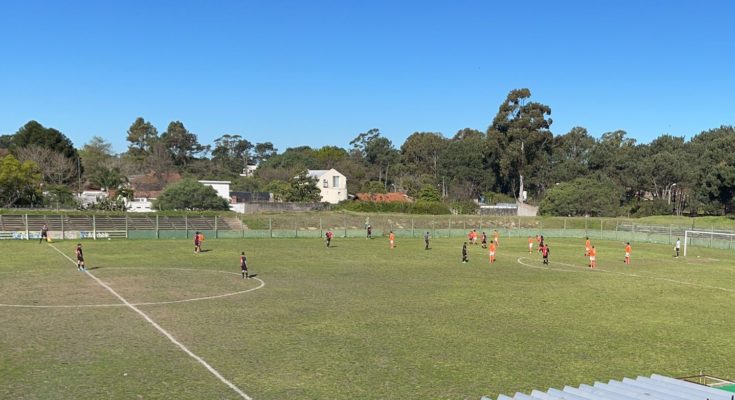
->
<box><xmin>489</xmin><ymin>374</ymin><xmax>735</xmax><ymax>400</ymax></box>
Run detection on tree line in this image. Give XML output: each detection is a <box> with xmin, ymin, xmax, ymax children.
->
<box><xmin>1</xmin><ymin>88</ymin><xmax>734</xmax><ymax>216</ymax></box>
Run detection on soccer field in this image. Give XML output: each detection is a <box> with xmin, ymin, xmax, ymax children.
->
<box><xmin>1</xmin><ymin>236</ymin><xmax>734</xmax><ymax>399</ymax></box>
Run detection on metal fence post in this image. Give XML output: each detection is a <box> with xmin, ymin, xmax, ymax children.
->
<box><xmin>448</xmin><ymin>216</ymin><xmax>451</xmax><ymax>238</ymax></box>
<box><xmin>320</xmin><ymin>217</ymin><xmax>323</xmax><ymax>238</ymax></box>
<box><xmin>632</xmin><ymin>223</ymin><xmax>635</xmax><ymax>242</ymax></box>
<box><xmin>344</xmin><ymin>215</ymin><xmax>347</xmax><ymax>238</ymax></box>
<box><xmin>125</xmin><ymin>215</ymin><xmax>129</xmax><ymax>239</ymax></box>
<box><xmin>93</xmin><ymin>215</ymin><xmax>96</xmax><ymax>240</ymax></box>
<box><xmin>156</xmin><ymin>215</ymin><xmax>160</xmax><ymax>239</ymax></box>
<box><xmin>615</xmin><ymin>221</ymin><xmax>618</xmax><ymax>240</ymax></box>
<box><xmin>518</xmin><ymin>216</ymin><xmax>523</xmax><ymax>237</ymax></box>
<box><xmin>269</xmin><ymin>217</ymin><xmax>272</xmax><ymax>238</ymax></box>
<box><xmin>60</xmin><ymin>215</ymin><xmax>64</xmax><ymax>239</ymax></box>
<box><xmin>295</xmin><ymin>219</ymin><xmax>298</xmax><ymax>238</ymax></box>
<box><xmin>185</xmin><ymin>215</ymin><xmax>188</xmax><ymax>239</ymax></box>
<box><xmin>214</xmin><ymin>215</ymin><xmax>218</xmax><ymax>239</ymax></box>
<box><xmin>411</xmin><ymin>218</ymin><xmax>415</xmax><ymax>238</ymax></box>
<box><xmin>24</xmin><ymin>214</ymin><xmax>29</xmax><ymax>240</ymax></box>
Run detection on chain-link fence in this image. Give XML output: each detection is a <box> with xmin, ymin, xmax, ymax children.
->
<box><xmin>3</xmin><ymin>213</ymin><xmax>733</xmax><ymax>251</ymax></box>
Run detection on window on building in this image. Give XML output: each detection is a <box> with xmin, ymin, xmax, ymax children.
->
<box><xmin>332</xmin><ymin>176</ymin><xmax>340</xmax><ymax>188</ymax></box>
<box><xmin>323</xmin><ymin>179</ymin><xmax>328</xmax><ymax>188</ymax></box>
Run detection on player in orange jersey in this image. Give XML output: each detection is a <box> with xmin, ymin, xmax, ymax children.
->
<box><xmin>584</xmin><ymin>237</ymin><xmax>591</xmax><ymax>257</ymax></box>
<box><xmin>389</xmin><ymin>231</ymin><xmax>395</xmax><ymax>249</ymax></box>
<box><xmin>488</xmin><ymin>240</ymin><xmax>497</xmax><ymax>264</ymax></box>
<box><xmin>589</xmin><ymin>245</ymin><xmax>597</xmax><ymax>268</ymax></box>
<box><xmin>528</xmin><ymin>236</ymin><xmax>534</xmax><ymax>254</ymax></box>
<box><xmin>493</xmin><ymin>229</ymin><xmax>499</xmax><ymax>246</ymax></box>
<box><xmin>624</xmin><ymin>242</ymin><xmax>631</xmax><ymax>264</ymax></box>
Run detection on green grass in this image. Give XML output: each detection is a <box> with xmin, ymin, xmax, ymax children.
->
<box><xmin>1</xmin><ymin>236</ymin><xmax>734</xmax><ymax>399</ymax></box>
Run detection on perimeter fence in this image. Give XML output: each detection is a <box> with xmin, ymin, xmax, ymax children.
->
<box><xmin>1</xmin><ymin>213</ymin><xmax>734</xmax><ymax>251</ymax></box>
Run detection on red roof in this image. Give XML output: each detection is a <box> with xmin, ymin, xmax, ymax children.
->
<box><xmin>355</xmin><ymin>192</ymin><xmax>413</xmax><ymax>203</ymax></box>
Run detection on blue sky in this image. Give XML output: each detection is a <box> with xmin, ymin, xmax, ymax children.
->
<box><xmin>1</xmin><ymin>0</ymin><xmax>733</xmax><ymax>154</ymax></box>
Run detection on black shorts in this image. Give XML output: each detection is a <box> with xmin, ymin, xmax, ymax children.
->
<box><xmin>41</xmin><ymin>232</ymin><xmax>48</xmax><ymax>238</ymax></box>
<box><xmin>77</xmin><ymin>256</ymin><xmax>84</xmax><ymax>262</ymax></box>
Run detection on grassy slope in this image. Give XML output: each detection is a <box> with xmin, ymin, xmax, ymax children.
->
<box><xmin>1</xmin><ymin>236</ymin><xmax>734</xmax><ymax>399</ymax></box>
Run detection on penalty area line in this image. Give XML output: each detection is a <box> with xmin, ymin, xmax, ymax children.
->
<box><xmin>47</xmin><ymin>243</ymin><xmax>253</xmax><ymax>400</ymax></box>
<box><xmin>516</xmin><ymin>256</ymin><xmax>735</xmax><ymax>293</ymax></box>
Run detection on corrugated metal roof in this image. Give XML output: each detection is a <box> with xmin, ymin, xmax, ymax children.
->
<box><xmin>486</xmin><ymin>374</ymin><xmax>735</xmax><ymax>400</ymax></box>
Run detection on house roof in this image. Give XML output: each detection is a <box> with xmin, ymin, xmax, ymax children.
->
<box><xmin>355</xmin><ymin>192</ymin><xmax>413</xmax><ymax>203</ymax></box>
<box><xmin>306</xmin><ymin>169</ymin><xmax>345</xmax><ymax>179</ymax></box>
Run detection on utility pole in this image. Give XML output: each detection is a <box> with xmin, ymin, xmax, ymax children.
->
<box><xmin>77</xmin><ymin>156</ymin><xmax>82</xmax><ymax>194</ymax></box>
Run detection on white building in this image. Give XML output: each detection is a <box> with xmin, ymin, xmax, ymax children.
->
<box><xmin>240</xmin><ymin>165</ymin><xmax>258</xmax><ymax>177</ymax></box>
<box><xmin>198</xmin><ymin>180</ymin><xmax>231</xmax><ymax>201</ymax></box>
<box><xmin>126</xmin><ymin>198</ymin><xmax>153</xmax><ymax>212</ymax></box>
<box><xmin>307</xmin><ymin>169</ymin><xmax>347</xmax><ymax>204</ymax></box>
<box><xmin>76</xmin><ymin>190</ymin><xmax>108</xmax><ymax>208</ymax></box>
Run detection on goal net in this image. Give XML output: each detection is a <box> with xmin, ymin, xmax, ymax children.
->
<box><xmin>683</xmin><ymin>230</ymin><xmax>735</xmax><ymax>256</ymax></box>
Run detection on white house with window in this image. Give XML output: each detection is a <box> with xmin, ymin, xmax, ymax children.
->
<box><xmin>306</xmin><ymin>169</ymin><xmax>347</xmax><ymax>204</ymax></box>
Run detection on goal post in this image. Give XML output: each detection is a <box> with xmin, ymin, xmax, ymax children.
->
<box><xmin>684</xmin><ymin>230</ymin><xmax>735</xmax><ymax>256</ymax></box>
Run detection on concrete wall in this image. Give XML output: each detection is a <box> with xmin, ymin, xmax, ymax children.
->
<box><xmin>517</xmin><ymin>202</ymin><xmax>539</xmax><ymax>217</ymax></box>
<box><xmin>237</xmin><ymin>202</ymin><xmax>327</xmax><ymax>214</ymax></box>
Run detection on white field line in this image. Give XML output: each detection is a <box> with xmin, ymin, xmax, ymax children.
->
<box><xmin>0</xmin><ymin>268</ymin><xmax>264</xmax><ymax>308</ymax></box>
<box><xmin>516</xmin><ymin>256</ymin><xmax>735</xmax><ymax>293</ymax></box>
<box><xmin>47</xmin><ymin>244</ymin><xmax>252</xmax><ymax>400</ymax></box>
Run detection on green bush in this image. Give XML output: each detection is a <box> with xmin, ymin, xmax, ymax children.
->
<box><xmin>411</xmin><ymin>201</ymin><xmax>450</xmax><ymax>215</ymax></box>
<box><xmin>335</xmin><ymin>200</ymin><xmax>449</xmax><ymax>214</ymax></box>
<box><xmin>154</xmin><ymin>179</ymin><xmax>231</xmax><ymax>211</ymax></box>
<box><xmin>631</xmin><ymin>199</ymin><xmax>672</xmax><ymax>217</ymax></box>
<box><xmin>539</xmin><ymin>177</ymin><xmax>622</xmax><ymax>217</ymax></box>
<box><xmin>449</xmin><ymin>200</ymin><xmax>479</xmax><ymax>215</ymax></box>
<box><xmin>483</xmin><ymin>191</ymin><xmax>515</xmax><ymax>204</ymax></box>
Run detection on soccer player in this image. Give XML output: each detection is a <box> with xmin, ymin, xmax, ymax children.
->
<box><xmin>624</xmin><ymin>242</ymin><xmax>632</xmax><ymax>265</ymax></box>
<box><xmin>325</xmin><ymin>230</ymin><xmax>333</xmax><ymax>247</ymax></box>
<box><xmin>240</xmin><ymin>252</ymin><xmax>249</xmax><ymax>279</ymax></box>
<box><xmin>584</xmin><ymin>237</ymin><xmax>591</xmax><ymax>257</ymax></box>
<box><xmin>538</xmin><ymin>235</ymin><xmax>545</xmax><ymax>254</ymax></box>
<box><xmin>462</xmin><ymin>242</ymin><xmax>469</xmax><ymax>263</ymax></box>
<box><xmin>424</xmin><ymin>231</ymin><xmax>430</xmax><ymax>250</ymax></box>
<box><xmin>541</xmin><ymin>243</ymin><xmax>550</xmax><ymax>265</ymax></box>
<box><xmin>367</xmin><ymin>224</ymin><xmax>372</xmax><ymax>239</ymax></box>
<box><xmin>675</xmin><ymin>238</ymin><xmax>681</xmax><ymax>257</ymax></box>
<box><xmin>40</xmin><ymin>223</ymin><xmax>48</xmax><ymax>244</ymax></box>
<box><xmin>493</xmin><ymin>229</ymin><xmax>500</xmax><ymax>246</ymax></box>
<box><xmin>589</xmin><ymin>245</ymin><xmax>597</xmax><ymax>269</ymax></box>
<box><xmin>528</xmin><ymin>236</ymin><xmax>534</xmax><ymax>254</ymax></box>
<box><xmin>389</xmin><ymin>231</ymin><xmax>395</xmax><ymax>249</ymax></box>
<box><xmin>488</xmin><ymin>240</ymin><xmax>496</xmax><ymax>263</ymax></box>
<box><xmin>481</xmin><ymin>232</ymin><xmax>488</xmax><ymax>248</ymax></box>
<box><xmin>194</xmin><ymin>231</ymin><xmax>201</xmax><ymax>254</ymax></box>
<box><xmin>75</xmin><ymin>243</ymin><xmax>86</xmax><ymax>271</ymax></box>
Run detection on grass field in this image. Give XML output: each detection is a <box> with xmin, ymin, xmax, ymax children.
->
<box><xmin>1</xmin><ymin>235</ymin><xmax>734</xmax><ymax>399</ymax></box>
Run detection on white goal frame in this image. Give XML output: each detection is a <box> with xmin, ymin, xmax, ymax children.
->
<box><xmin>684</xmin><ymin>230</ymin><xmax>735</xmax><ymax>256</ymax></box>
